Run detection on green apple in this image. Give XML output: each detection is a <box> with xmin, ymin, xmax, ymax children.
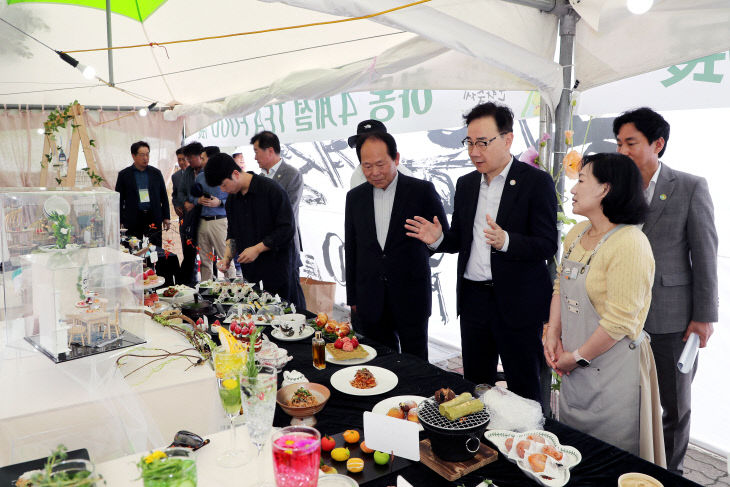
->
<box><xmin>373</xmin><ymin>451</ymin><xmax>390</xmax><ymax>465</ymax></box>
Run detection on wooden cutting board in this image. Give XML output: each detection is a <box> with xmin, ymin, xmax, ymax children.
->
<box><xmin>419</xmin><ymin>439</ymin><xmax>498</xmax><ymax>481</ymax></box>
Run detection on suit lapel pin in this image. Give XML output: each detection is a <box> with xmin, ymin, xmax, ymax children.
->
<box><xmin>509</xmin><ymin>179</ymin><xmax>516</xmax><ymax>186</ymax></box>
<box><xmin>659</xmin><ymin>193</ymin><xmax>667</xmax><ymax>200</ymax></box>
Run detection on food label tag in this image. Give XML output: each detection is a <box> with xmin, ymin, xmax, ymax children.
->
<box><xmin>363</xmin><ymin>411</ymin><xmax>420</xmax><ymax>461</ymax></box>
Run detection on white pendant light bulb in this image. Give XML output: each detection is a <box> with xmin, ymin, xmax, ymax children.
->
<box><xmin>78</xmin><ymin>63</ymin><xmax>96</xmax><ymax>80</ymax></box>
<box><xmin>37</xmin><ymin>128</ymin><xmax>45</xmax><ymax>135</ymax></box>
<box><xmin>138</xmin><ymin>107</ymin><xmax>149</xmax><ymax>117</ymax></box>
<box><xmin>627</xmin><ymin>0</ymin><xmax>653</xmax><ymax>15</ymax></box>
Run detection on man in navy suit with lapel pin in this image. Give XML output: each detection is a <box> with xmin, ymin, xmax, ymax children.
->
<box><xmin>345</xmin><ymin>130</ymin><xmax>448</xmax><ymax>360</ymax></box>
<box><xmin>406</xmin><ymin>102</ymin><xmax>557</xmax><ymax>402</ymax></box>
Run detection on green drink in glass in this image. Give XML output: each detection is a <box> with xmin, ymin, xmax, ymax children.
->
<box><xmin>218</xmin><ymin>376</ymin><xmax>241</xmax><ymax>415</ymax></box>
<box><xmin>138</xmin><ymin>447</ymin><xmax>197</xmax><ymax>487</ymax></box>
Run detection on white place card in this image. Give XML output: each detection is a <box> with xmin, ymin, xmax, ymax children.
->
<box><xmin>363</xmin><ymin>411</ymin><xmax>420</xmax><ymax>462</ymax></box>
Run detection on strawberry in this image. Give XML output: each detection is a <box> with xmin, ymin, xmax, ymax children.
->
<box><xmin>240</xmin><ymin>327</ymin><xmax>250</xmax><ymax>336</ymax></box>
<box><xmin>334</xmin><ymin>338</ymin><xmax>344</xmax><ymax>349</ymax></box>
<box><xmin>351</xmin><ymin>337</ymin><xmax>359</xmax><ymax>348</ymax></box>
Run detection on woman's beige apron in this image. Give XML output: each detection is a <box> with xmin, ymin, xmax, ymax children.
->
<box><xmin>559</xmin><ymin>224</ymin><xmax>646</xmax><ymax>455</ymax></box>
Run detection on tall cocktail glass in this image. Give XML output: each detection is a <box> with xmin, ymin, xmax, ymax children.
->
<box><xmin>212</xmin><ymin>345</ymin><xmax>248</xmax><ymax>467</ymax></box>
<box><xmin>271</xmin><ymin>426</ymin><xmax>321</xmax><ymax>487</ymax></box>
<box><xmin>241</xmin><ymin>364</ymin><xmax>277</xmax><ymax>484</ymax></box>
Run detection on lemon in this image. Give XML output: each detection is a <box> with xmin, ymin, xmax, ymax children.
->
<box><xmin>218</xmin><ymin>327</ymin><xmax>245</xmax><ymax>354</ymax></box>
<box><xmin>222</xmin><ymin>378</ymin><xmax>238</xmax><ymax>389</ymax></box>
<box><xmin>346</xmin><ymin>457</ymin><xmax>364</xmax><ymax>473</ymax></box>
<box><xmin>330</xmin><ymin>447</ymin><xmax>350</xmax><ymax>462</ymax></box>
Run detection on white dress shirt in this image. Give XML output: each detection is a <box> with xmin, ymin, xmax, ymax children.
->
<box><xmin>463</xmin><ymin>161</ymin><xmax>512</xmax><ymax>281</ymax></box>
<box><xmin>644</xmin><ymin>162</ymin><xmax>661</xmax><ymax>203</ymax></box>
<box><xmin>373</xmin><ymin>172</ymin><xmax>399</xmax><ymax>250</ymax></box>
<box><xmin>639</xmin><ymin>163</ymin><xmax>661</xmax><ymax>231</ymax></box>
<box><xmin>262</xmin><ymin>159</ymin><xmax>283</xmax><ymax>178</ymax></box>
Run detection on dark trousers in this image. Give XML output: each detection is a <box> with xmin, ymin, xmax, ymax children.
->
<box><xmin>178</xmin><ymin>229</ymin><xmax>198</xmax><ymax>287</ymax></box>
<box><xmin>459</xmin><ymin>279</ymin><xmax>543</xmax><ymax>404</ymax></box>
<box><xmin>356</xmin><ymin>291</ymin><xmax>429</xmax><ymax>361</ymax></box>
<box><xmin>650</xmin><ymin>331</ymin><xmax>695</xmax><ymax>475</ymax></box>
<box><xmin>291</xmin><ymin>266</ymin><xmax>306</xmax><ymax>312</ymax></box>
<box><xmin>128</xmin><ymin>209</ymin><xmax>161</xmax><ymax>247</ymax></box>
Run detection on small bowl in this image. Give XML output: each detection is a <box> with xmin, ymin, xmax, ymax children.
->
<box><xmin>618</xmin><ymin>473</ymin><xmax>664</xmax><ymax>487</ymax></box>
<box><xmin>276</xmin><ymin>382</ymin><xmax>330</xmax><ymax>426</ymax></box>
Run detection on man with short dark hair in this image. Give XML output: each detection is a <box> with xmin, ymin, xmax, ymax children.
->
<box><xmin>204</xmin><ymin>153</ymin><xmax>298</xmax><ymax>303</ymax></box>
<box><xmin>614</xmin><ymin>107</ymin><xmax>718</xmax><ymax>475</ymax></box>
<box><xmin>115</xmin><ymin>141</ymin><xmax>170</xmax><ymax>246</ymax></box>
<box><xmin>406</xmin><ymin>102</ymin><xmax>557</xmax><ymax>402</ymax></box>
<box><xmin>177</xmin><ymin>142</ymin><xmax>205</xmax><ymax>286</ymax></box>
<box><xmin>251</xmin><ymin>131</ymin><xmax>305</xmax><ymax>310</ymax></box>
<box><xmin>191</xmin><ymin>145</ymin><xmax>234</xmax><ymax>281</ymax></box>
<box><xmin>345</xmin><ymin>130</ymin><xmax>448</xmax><ymax>360</ymax></box>
<box><xmin>171</xmin><ymin>148</ymin><xmax>188</xmax><ymax>218</ymax></box>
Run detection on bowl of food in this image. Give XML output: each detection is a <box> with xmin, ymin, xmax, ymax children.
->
<box><xmin>276</xmin><ymin>382</ymin><xmax>330</xmax><ymax>426</ymax></box>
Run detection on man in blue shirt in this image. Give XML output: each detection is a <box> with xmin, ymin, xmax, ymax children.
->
<box><xmin>191</xmin><ymin>146</ymin><xmax>235</xmax><ymax>280</ymax></box>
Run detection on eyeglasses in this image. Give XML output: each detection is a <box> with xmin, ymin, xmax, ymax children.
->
<box><xmin>461</xmin><ymin>133</ymin><xmax>508</xmax><ymax>150</ymax></box>
<box><xmin>169</xmin><ymin>430</ymin><xmax>210</xmax><ymax>451</ymax></box>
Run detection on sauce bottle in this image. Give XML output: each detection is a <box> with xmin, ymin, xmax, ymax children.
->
<box><xmin>312</xmin><ymin>331</ymin><xmax>326</xmax><ymax>370</ymax></box>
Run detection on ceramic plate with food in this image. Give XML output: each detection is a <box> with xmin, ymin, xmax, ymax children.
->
<box><xmin>330</xmin><ymin>366</ymin><xmax>397</xmax><ymax>396</ymax></box>
<box><xmin>371</xmin><ymin>395</ymin><xmax>426</xmax><ymax>431</ymax></box>
<box><xmin>142</xmin><ymin>276</ymin><xmax>165</xmax><ymax>290</ymax></box>
<box><xmin>484</xmin><ymin>429</ymin><xmax>581</xmax><ymax>487</ymax></box>
<box><xmin>325</xmin><ymin>343</ymin><xmax>377</xmax><ymax>365</ymax></box>
<box><xmin>271</xmin><ymin>325</ymin><xmax>315</xmax><ymax>341</ymax></box>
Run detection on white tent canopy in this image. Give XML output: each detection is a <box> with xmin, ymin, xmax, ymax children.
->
<box><xmin>2</xmin><ymin>0</ymin><xmax>730</xmax><ymax>132</ymax></box>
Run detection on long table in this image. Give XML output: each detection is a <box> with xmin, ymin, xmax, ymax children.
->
<box><xmin>1</xmin><ymin>313</ymin><xmax>701</xmax><ymax>486</ymax></box>
<box><xmin>272</xmin><ymin>332</ymin><xmax>699</xmax><ymax>487</ymax></box>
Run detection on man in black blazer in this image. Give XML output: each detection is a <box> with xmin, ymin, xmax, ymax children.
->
<box><xmin>115</xmin><ymin>141</ymin><xmax>170</xmax><ymax>246</ymax></box>
<box><xmin>204</xmin><ymin>153</ymin><xmax>299</xmax><ymax>305</ymax></box>
<box><xmin>345</xmin><ymin>131</ymin><xmax>448</xmax><ymax>360</ymax></box>
<box><xmin>406</xmin><ymin>103</ymin><xmax>557</xmax><ymax>401</ymax></box>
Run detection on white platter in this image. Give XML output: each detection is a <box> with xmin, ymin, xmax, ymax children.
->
<box><xmin>158</xmin><ymin>286</ymin><xmax>195</xmax><ymax>303</ymax></box>
<box><xmin>484</xmin><ymin>429</ymin><xmax>582</xmax><ymax>487</ymax></box>
<box><xmin>325</xmin><ymin>344</ymin><xmax>377</xmax><ymax>365</ymax></box>
<box><xmin>371</xmin><ymin>395</ymin><xmax>426</xmax><ymax>431</ymax></box>
<box><xmin>271</xmin><ymin>325</ymin><xmax>315</xmax><ymax>341</ymax></box>
<box><xmin>142</xmin><ymin>276</ymin><xmax>165</xmax><ymax>290</ymax></box>
<box><xmin>329</xmin><ymin>366</ymin><xmax>398</xmax><ymax>396</ymax></box>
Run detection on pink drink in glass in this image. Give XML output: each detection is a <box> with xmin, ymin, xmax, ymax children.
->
<box><xmin>272</xmin><ymin>427</ymin><xmax>321</xmax><ymax>487</ymax></box>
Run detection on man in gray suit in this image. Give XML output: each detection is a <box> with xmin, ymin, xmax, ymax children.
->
<box><xmin>614</xmin><ymin>107</ymin><xmax>718</xmax><ymax>475</ymax></box>
<box><xmin>170</xmin><ymin>147</ymin><xmax>188</xmax><ymax>256</ymax></box>
<box><xmin>252</xmin><ymin>131</ymin><xmax>306</xmax><ymax>310</ymax></box>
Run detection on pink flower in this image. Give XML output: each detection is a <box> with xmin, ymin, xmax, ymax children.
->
<box><xmin>518</xmin><ymin>146</ymin><xmax>540</xmax><ymax>167</ymax></box>
<box><xmin>540</xmin><ymin>133</ymin><xmax>551</xmax><ymax>143</ymax></box>
<box><xmin>564</xmin><ymin>130</ymin><xmax>574</xmax><ymax>146</ymax></box>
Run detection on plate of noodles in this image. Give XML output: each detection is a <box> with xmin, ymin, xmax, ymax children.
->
<box><xmin>329</xmin><ymin>366</ymin><xmax>398</xmax><ymax>396</ymax></box>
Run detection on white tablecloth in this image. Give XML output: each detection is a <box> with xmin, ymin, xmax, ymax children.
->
<box><xmin>0</xmin><ymin>317</ymin><xmax>221</xmax><ymax>466</ymax></box>
<box><xmin>96</xmin><ymin>429</ymin><xmax>279</xmax><ymax>486</ymax></box>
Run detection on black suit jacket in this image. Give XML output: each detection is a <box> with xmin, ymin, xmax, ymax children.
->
<box><xmin>345</xmin><ymin>174</ymin><xmax>449</xmax><ymax>324</ymax></box>
<box><xmin>115</xmin><ymin>165</ymin><xmax>170</xmax><ymax>229</ymax></box>
<box><xmin>225</xmin><ymin>174</ymin><xmax>297</xmax><ymax>301</ymax></box>
<box><xmin>438</xmin><ymin>159</ymin><xmax>557</xmax><ymax>328</ymax></box>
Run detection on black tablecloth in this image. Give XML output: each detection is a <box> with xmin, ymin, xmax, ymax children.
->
<box><xmin>269</xmin><ymin>332</ymin><xmax>699</xmax><ymax>487</ymax></box>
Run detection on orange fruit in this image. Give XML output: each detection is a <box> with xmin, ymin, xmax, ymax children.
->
<box><xmin>343</xmin><ymin>430</ymin><xmax>360</xmax><ymax>444</ymax></box>
<box><xmin>360</xmin><ymin>441</ymin><xmax>374</xmax><ymax>454</ymax></box>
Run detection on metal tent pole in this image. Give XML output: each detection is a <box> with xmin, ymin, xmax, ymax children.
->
<box><xmin>552</xmin><ymin>6</ymin><xmax>578</xmax><ymax>204</ymax></box>
<box><xmin>106</xmin><ymin>0</ymin><xmax>115</xmax><ymax>86</ymax></box>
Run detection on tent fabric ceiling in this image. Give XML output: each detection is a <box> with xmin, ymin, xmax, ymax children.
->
<box><xmin>1</xmin><ymin>0</ymin><xmax>730</xmax><ymax>132</ymax></box>
<box><xmin>7</xmin><ymin>0</ymin><xmax>166</xmax><ymax>22</ymax></box>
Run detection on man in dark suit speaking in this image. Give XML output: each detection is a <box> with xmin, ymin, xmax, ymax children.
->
<box><xmin>406</xmin><ymin>103</ymin><xmax>557</xmax><ymax>402</ymax></box>
<box><xmin>345</xmin><ymin>131</ymin><xmax>448</xmax><ymax>360</ymax></box>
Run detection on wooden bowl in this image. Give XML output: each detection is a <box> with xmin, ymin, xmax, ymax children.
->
<box><xmin>276</xmin><ymin>382</ymin><xmax>330</xmax><ymax>424</ymax></box>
